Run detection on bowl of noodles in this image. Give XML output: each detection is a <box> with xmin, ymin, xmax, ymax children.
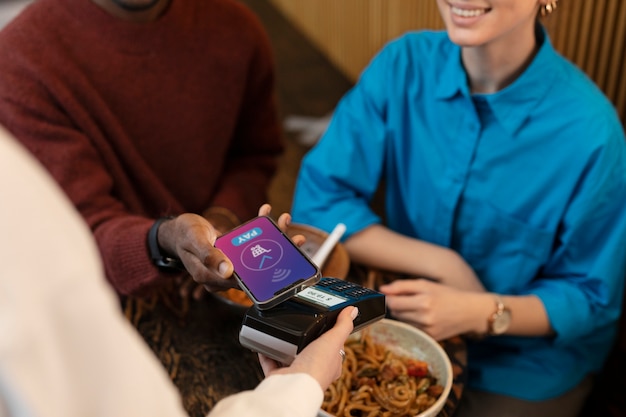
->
<box><xmin>319</xmin><ymin>318</ymin><xmax>453</xmax><ymax>417</ymax></box>
<box><xmin>213</xmin><ymin>222</ymin><xmax>351</xmax><ymax>311</ymax></box>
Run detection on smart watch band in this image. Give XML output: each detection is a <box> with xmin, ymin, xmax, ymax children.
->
<box><xmin>147</xmin><ymin>216</ymin><xmax>184</xmax><ymax>271</ymax></box>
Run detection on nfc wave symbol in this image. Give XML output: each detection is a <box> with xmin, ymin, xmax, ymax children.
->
<box><xmin>231</xmin><ymin>227</ymin><xmax>262</xmax><ymax>246</ymax></box>
<box><xmin>271</xmin><ymin>268</ymin><xmax>292</xmax><ymax>282</ymax></box>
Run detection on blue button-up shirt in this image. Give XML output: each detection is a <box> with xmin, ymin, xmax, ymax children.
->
<box><xmin>292</xmin><ymin>28</ymin><xmax>626</xmax><ymax>400</ymax></box>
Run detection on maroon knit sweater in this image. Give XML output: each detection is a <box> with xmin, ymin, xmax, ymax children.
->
<box><xmin>0</xmin><ymin>0</ymin><xmax>284</xmax><ymax>295</ymax></box>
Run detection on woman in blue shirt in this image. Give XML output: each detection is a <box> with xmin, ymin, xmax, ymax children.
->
<box><xmin>292</xmin><ymin>1</ymin><xmax>626</xmax><ymax>416</ymax></box>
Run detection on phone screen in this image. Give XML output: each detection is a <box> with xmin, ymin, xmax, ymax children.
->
<box><xmin>215</xmin><ymin>216</ymin><xmax>320</xmax><ymax>307</ymax></box>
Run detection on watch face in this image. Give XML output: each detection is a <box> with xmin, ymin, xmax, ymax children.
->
<box><xmin>491</xmin><ymin>309</ymin><xmax>512</xmax><ymax>335</ymax></box>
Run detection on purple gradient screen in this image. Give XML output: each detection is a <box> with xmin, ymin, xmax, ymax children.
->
<box><xmin>215</xmin><ymin>216</ymin><xmax>319</xmax><ymax>302</ymax></box>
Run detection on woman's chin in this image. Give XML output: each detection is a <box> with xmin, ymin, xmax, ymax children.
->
<box><xmin>445</xmin><ymin>30</ymin><xmax>488</xmax><ymax>48</ymax></box>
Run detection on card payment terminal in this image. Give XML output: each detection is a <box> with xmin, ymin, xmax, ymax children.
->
<box><xmin>239</xmin><ymin>277</ymin><xmax>386</xmax><ymax>365</ymax></box>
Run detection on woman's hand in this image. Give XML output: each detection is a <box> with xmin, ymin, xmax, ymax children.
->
<box><xmin>380</xmin><ymin>279</ymin><xmax>491</xmax><ymax>341</ymax></box>
<box><xmin>258</xmin><ymin>306</ymin><xmax>358</xmax><ymax>390</ymax></box>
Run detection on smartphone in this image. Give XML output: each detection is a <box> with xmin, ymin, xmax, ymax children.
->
<box><xmin>215</xmin><ymin>216</ymin><xmax>321</xmax><ymax>310</ymax></box>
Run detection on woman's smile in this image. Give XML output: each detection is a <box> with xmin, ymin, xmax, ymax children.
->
<box><xmin>450</xmin><ymin>5</ymin><xmax>490</xmax><ymax>18</ymax></box>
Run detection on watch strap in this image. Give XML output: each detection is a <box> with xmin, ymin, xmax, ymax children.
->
<box><xmin>147</xmin><ymin>216</ymin><xmax>184</xmax><ymax>271</ymax></box>
<box><xmin>493</xmin><ymin>296</ymin><xmax>505</xmax><ymax>316</ymax></box>
<box><xmin>487</xmin><ymin>295</ymin><xmax>511</xmax><ymax>335</ymax></box>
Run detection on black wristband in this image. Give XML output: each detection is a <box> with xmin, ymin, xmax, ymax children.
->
<box><xmin>147</xmin><ymin>216</ymin><xmax>184</xmax><ymax>271</ymax></box>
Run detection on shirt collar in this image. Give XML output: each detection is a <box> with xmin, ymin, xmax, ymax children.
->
<box><xmin>436</xmin><ymin>25</ymin><xmax>562</xmax><ymax>137</ymax></box>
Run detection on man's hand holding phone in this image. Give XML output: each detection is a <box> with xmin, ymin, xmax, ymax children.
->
<box><xmin>214</xmin><ymin>212</ymin><xmax>321</xmax><ymax>310</ymax></box>
<box><xmin>155</xmin><ymin>204</ymin><xmax>301</xmax><ymax>296</ymax></box>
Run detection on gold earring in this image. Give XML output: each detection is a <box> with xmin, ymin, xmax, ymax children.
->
<box><xmin>541</xmin><ymin>0</ymin><xmax>558</xmax><ymax>17</ymax></box>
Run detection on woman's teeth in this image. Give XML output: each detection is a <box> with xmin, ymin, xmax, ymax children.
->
<box><xmin>451</xmin><ymin>6</ymin><xmax>487</xmax><ymax>17</ymax></box>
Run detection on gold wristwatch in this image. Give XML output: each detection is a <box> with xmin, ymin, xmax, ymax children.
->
<box><xmin>487</xmin><ymin>295</ymin><xmax>511</xmax><ymax>335</ymax></box>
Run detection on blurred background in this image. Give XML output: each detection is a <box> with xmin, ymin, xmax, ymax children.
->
<box><xmin>0</xmin><ymin>0</ymin><xmax>33</xmax><ymax>27</ymax></box>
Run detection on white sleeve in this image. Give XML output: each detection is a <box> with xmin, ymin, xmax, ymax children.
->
<box><xmin>208</xmin><ymin>373</ymin><xmax>324</xmax><ymax>417</ymax></box>
<box><xmin>0</xmin><ymin>128</ymin><xmax>188</xmax><ymax>417</ymax></box>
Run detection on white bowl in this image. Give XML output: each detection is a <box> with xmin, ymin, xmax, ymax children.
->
<box><xmin>318</xmin><ymin>318</ymin><xmax>453</xmax><ymax>417</ymax></box>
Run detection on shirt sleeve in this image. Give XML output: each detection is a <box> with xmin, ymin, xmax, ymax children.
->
<box><xmin>292</xmin><ymin>43</ymin><xmax>398</xmax><ymax>237</ymax></box>
<box><xmin>0</xmin><ymin>37</ymin><xmax>181</xmax><ymax>295</ymax></box>
<box><xmin>208</xmin><ymin>374</ymin><xmax>324</xmax><ymax>417</ymax></box>
<box><xmin>0</xmin><ymin>131</ymin><xmax>188</xmax><ymax>417</ymax></box>
<box><xmin>527</xmin><ymin>119</ymin><xmax>626</xmax><ymax>345</ymax></box>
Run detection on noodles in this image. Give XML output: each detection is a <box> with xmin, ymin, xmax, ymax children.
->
<box><xmin>322</xmin><ymin>330</ymin><xmax>444</xmax><ymax>417</ymax></box>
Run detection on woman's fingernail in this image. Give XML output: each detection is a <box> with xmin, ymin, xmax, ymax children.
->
<box><xmin>218</xmin><ymin>261</ymin><xmax>229</xmax><ymax>276</ymax></box>
<box><xmin>351</xmin><ymin>307</ymin><xmax>359</xmax><ymax>320</ymax></box>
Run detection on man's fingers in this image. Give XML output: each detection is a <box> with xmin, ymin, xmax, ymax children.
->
<box><xmin>195</xmin><ymin>247</ymin><xmax>233</xmax><ymax>278</ymax></box>
<box><xmin>290</xmin><ymin>234</ymin><xmax>306</xmax><ymax>246</ymax></box>
<box><xmin>258</xmin><ymin>204</ymin><xmax>272</xmax><ymax>217</ymax></box>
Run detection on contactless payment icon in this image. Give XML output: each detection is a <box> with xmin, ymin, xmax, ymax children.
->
<box><xmin>240</xmin><ymin>239</ymin><xmax>289</xmax><ymax>282</ymax></box>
